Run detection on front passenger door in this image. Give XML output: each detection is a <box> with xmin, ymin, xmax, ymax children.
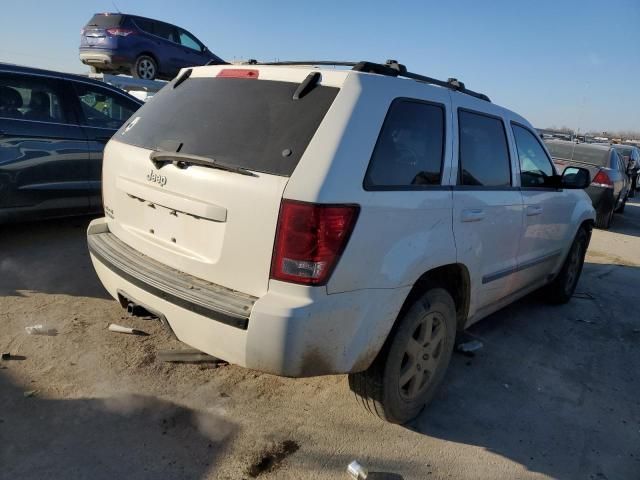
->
<box><xmin>512</xmin><ymin>123</ymin><xmax>573</xmax><ymax>288</ymax></box>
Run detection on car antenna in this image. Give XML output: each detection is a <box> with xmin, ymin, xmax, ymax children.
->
<box><xmin>111</xmin><ymin>0</ymin><xmax>121</xmax><ymax>12</ymax></box>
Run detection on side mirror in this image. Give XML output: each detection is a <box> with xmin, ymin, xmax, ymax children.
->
<box><xmin>561</xmin><ymin>166</ymin><xmax>590</xmax><ymax>189</ymax></box>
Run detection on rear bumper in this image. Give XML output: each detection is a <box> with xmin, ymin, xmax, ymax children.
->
<box><xmin>585</xmin><ymin>185</ymin><xmax>614</xmax><ymax>213</ymax></box>
<box><xmin>79</xmin><ymin>49</ymin><xmax>130</xmax><ymax>69</ymax></box>
<box><xmin>87</xmin><ymin>218</ymin><xmax>408</xmax><ymax>377</ymax></box>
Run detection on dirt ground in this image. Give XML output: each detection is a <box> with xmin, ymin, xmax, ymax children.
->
<box><xmin>1</xmin><ymin>198</ymin><xmax>639</xmax><ymax>480</ymax></box>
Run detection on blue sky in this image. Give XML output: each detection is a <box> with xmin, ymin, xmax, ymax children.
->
<box><xmin>2</xmin><ymin>0</ymin><xmax>638</xmax><ymax>132</ymax></box>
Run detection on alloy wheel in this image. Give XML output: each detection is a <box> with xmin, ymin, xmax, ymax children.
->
<box><xmin>398</xmin><ymin>311</ymin><xmax>447</xmax><ymax>400</ymax></box>
<box><xmin>137</xmin><ymin>59</ymin><xmax>156</xmax><ymax>79</ymax></box>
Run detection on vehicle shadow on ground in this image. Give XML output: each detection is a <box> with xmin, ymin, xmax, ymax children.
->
<box><xmin>408</xmin><ymin>261</ymin><xmax>640</xmax><ymax>480</ymax></box>
<box><xmin>0</xmin><ymin>216</ymin><xmax>110</xmax><ymax>299</ymax></box>
<box><xmin>0</xmin><ymin>372</ymin><xmax>237</xmax><ymax>479</ymax></box>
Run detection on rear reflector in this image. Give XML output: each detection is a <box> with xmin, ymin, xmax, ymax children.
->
<box><xmin>271</xmin><ymin>200</ymin><xmax>359</xmax><ymax>286</ymax></box>
<box><xmin>106</xmin><ymin>28</ymin><xmax>135</xmax><ymax>37</ymax></box>
<box><xmin>591</xmin><ymin>170</ymin><xmax>613</xmax><ymax>188</ymax></box>
<box><xmin>217</xmin><ymin>69</ymin><xmax>259</xmax><ymax>79</ymax></box>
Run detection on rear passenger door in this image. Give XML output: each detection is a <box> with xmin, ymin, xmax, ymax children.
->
<box><xmin>71</xmin><ymin>82</ymin><xmax>139</xmax><ymax>211</ymax></box>
<box><xmin>0</xmin><ymin>72</ymin><xmax>90</xmax><ymax>216</ymax></box>
<box><xmin>452</xmin><ymin>104</ymin><xmax>523</xmax><ymax>314</ymax></box>
<box><xmin>511</xmin><ymin>123</ymin><xmax>573</xmax><ymax>288</ymax></box>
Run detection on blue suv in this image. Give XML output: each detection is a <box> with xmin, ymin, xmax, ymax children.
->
<box><xmin>79</xmin><ymin>13</ymin><xmax>226</xmax><ymax>80</ymax></box>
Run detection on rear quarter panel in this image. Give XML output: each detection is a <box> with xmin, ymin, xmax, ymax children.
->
<box><xmin>284</xmin><ymin>73</ymin><xmax>456</xmax><ymax>294</ymax></box>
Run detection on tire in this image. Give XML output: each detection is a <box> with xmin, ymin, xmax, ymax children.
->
<box><xmin>131</xmin><ymin>55</ymin><xmax>158</xmax><ymax>80</ymax></box>
<box><xmin>544</xmin><ymin>227</ymin><xmax>588</xmax><ymax>304</ymax></box>
<box><xmin>348</xmin><ymin>288</ymin><xmax>457</xmax><ymax>424</ymax></box>
<box><xmin>595</xmin><ymin>206</ymin><xmax>613</xmax><ymax>229</ymax></box>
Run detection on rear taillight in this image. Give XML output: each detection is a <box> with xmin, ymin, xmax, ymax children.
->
<box><xmin>106</xmin><ymin>28</ymin><xmax>135</xmax><ymax>37</ymax></box>
<box><xmin>216</xmin><ymin>69</ymin><xmax>259</xmax><ymax>79</ymax></box>
<box><xmin>270</xmin><ymin>200</ymin><xmax>360</xmax><ymax>286</ymax></box>
<box><xmin>591</xmin><ymin>170</ymin><xmax>613</xmax><ymax>188</ymax></box>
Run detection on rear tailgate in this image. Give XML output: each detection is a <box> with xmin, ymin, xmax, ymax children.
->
<box><xmin>81</xmin><ymin>14</ymin><xmax>122</xmax><ymax>48</ymax></box>
<box><xmin>102</xmin><ymin>67</ymin><xmax>341</xmax><ymax>297</ymax></box>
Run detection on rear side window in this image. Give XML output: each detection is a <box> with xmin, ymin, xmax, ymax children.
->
<box><xmin>364</xmin><ymin>99</ymin><xmax>445</xmax><ymax>189</ymax></box>
<box><xmin>73</xmin><ymin>84</ymin><xmax>138</xmax><ymax>129</ymax></box>
<box><xmin>154</xmin><ymin>22</ymin><xmax>178</xmax><ymax>42</ymax></box>
<box><xmin>512</xmin><ymin>124</ymin><xmax>556</xmax><ymax>187</ymax></box>
<box><xmin>458</xmin><ymin>110</ymin><xmax>511</xmax><ymax>187</ymax></box>
<box><xmin>132</xmin><ymin>17</ymin><xmax>154</xmax><ymax>34</ymax></box>
<box><xmin>0</xmin><ymin>73</ymin><xmax>67</xmax><ymax>123</ymax></box>
<box><xmin>116</xmin><ymin>77</ymin><xmax>339</xmax><ymax>176</ymax></box>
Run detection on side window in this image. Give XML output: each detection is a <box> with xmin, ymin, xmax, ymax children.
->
<box><xmin>0</xmin><ymin>73</ymin><xmax>67</xmax><ymax>123</ymax></box>
<box><xmin>458</xmin><ymin>110</ymin><xmax>511</xmax><ymax>187</ymax></box>
<box><xmin>154</xmin><ymin>22</ymin><xmax>178</xmax><ymax>43</ymax></box>
<box><xmin>73</xmin><ymin>84</ymin><xmax>138</xmax><ymax>129</ymax></box>
<box><xmin>512</xmin><ymin>124</ymin><xmax>556</xmax><ymax>187</ymax></box>
<box><xmin>179</xmin><ymin>30</ymin><xmax>202</xmax><ymax>51</ymax></box>
<box><xmin>133</xmin><ymin>18</ymin><xmax>154</xmax><ymax>34</ymax></box>
<box><xmin>365</xmin><ymin>99</ymin><xmax>445</xmax><ymax>189</ymax></box>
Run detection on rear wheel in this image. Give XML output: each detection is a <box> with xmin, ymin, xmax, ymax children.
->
<box><xmin>132</xmin><ymin>55</ymin><xmax>158</xmax><ymax>80</ymax></box>
<box><xmin>544</xmin><ymin>227</ymin><xmax>588</xmax><ymax>304</ymax></box>
<box><xmin>348</xmin><ymin>288</ymin><xmax>456</xmax><ymax>424</ymax></box>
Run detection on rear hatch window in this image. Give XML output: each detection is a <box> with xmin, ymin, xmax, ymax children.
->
<box><xmin>115</xmin><ymin>76</ymin><xmax>339</xmax><ymax>176</ymax></box>
<box><xmin>84</xmin><ymin>14</ymin><xmax>124</xmax><ymax>28</ymax></box>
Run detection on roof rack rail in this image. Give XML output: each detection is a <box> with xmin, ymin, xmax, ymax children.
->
<box><xmin>236</xmin><ymin>59</ymin><xmax>491</xmax><ymax>102</ymax></box>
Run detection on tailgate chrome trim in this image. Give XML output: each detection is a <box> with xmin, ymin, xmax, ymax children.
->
<box><xmin>88</xmin><ymin>231</ymin><xmax>255</xmax><ymax>330</ymax></box>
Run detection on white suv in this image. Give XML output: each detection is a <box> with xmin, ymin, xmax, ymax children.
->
<box><xmin>87</xmin><ymin>60</ymin><xmax>595</xmax><ymax>423</ymax></box>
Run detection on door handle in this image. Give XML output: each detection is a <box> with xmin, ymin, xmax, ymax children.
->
<box><xmin>461</xmin><ymin>209</ymin><xmax>486</xmax><ymax>222</ymax></box>
<box><xmin>526</xmin><ymin>205</ymin><xmax>543</xmax><ymax>216</ymax></box>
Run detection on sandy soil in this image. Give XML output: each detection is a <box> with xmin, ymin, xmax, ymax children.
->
<box><xmin>1</xmin><ymin>199</ymin><xmax>639</xmax><ymax>480</ymax></box>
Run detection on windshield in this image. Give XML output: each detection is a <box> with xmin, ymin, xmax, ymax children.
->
<box><xmin>115</xmin><ymin>77</ymin><xmax>339</xmax><ymax>176</ymax></box>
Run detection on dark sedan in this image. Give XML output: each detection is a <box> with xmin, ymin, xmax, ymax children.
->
<box><xmin>546</xmin><ymin>140</ymin><xmax>630</xmax><ymax>229</ymax></box>
<box><xmin>0</xmin><ymin>63</ymin><xmax>143</xmax><ymax>223</ymax></box>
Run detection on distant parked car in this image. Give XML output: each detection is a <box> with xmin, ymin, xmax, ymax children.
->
<box><xmin>546</xmin><ymin>140</ymin><xmax>630</xmax><ymax>229</ymax></box>
<box><xmin>0</xmin><ymin>63</ymin><xmax>142</xmax><ymax>223</ymax></box>
<box><xmin>613</xmin><ymin>144</ymin><xmax>639</xmax><ymax>197</ymax></box>
<box><xmin>79</xmin><ymin>13</ymin><xmax>227</xmax><ymax>80</ymax></box>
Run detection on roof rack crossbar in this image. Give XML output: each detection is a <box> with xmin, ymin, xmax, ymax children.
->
<box><xmin>234</xmin><ymin>60</ymin><xmax>491</xmax><ymax>102</ymax></box>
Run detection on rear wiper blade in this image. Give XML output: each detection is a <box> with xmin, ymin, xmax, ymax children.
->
<box><xmin>149</xmin><ymin>151</ymin><xmax>257</xmax><ymax>177</ymax></box>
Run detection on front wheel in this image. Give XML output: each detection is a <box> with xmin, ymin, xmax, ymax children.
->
<box><xmin>131</xmin><ymin>55</ymin><xmax>158</xmax><ymax>80</ymax></box>
<box><xmin>349</xmin><ymin>288</ymin><xmax>457</xmax><ymax>424</ymax></box>
<box><xmin>544</xmin><ymin>227</ymin><xmax>589</xmax><ymax>304</ymax></box>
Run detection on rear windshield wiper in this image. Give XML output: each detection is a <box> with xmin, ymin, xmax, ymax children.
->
<box><xmin>149</xmin><ymin>151</ymin><xmax>257</xmax><ymax>177</ymax></box>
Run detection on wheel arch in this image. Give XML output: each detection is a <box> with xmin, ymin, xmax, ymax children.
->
<box><xmin>135</xmin><ymin>52</ymin><xmax>160</xmax><ymax>72</ymax></box>
<box><xmin>399</xmin><ymin>263</ymin><xmax>471</xmax><ymax>333</ymax></box>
